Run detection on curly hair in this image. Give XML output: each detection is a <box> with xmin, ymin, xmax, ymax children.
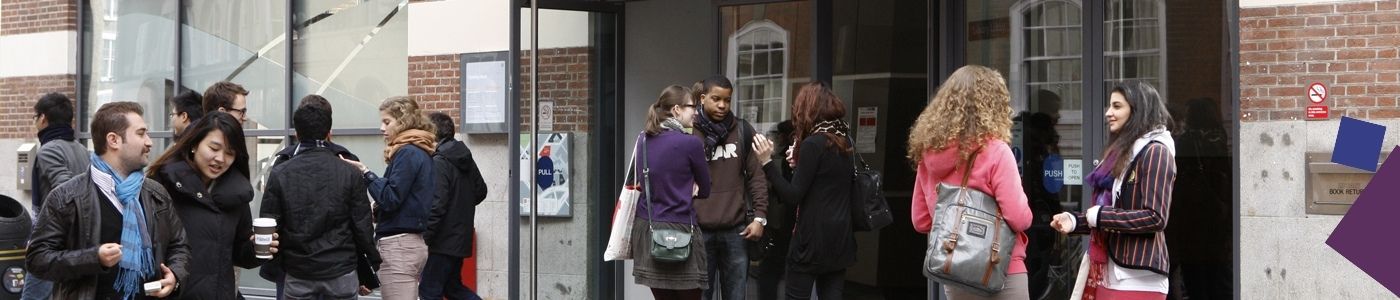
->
<box><xmin>906</xmin><ymin>65</ymin><xmax>1013</xmax><ymax>166</ymax></box>
<box><xmin>379</xmin><ymin>96</ymin><xmax>436</xmax><ymax>135</ymax></box>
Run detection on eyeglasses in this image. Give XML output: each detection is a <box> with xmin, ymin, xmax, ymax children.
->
<box><xmin>677</xmin><ymin>104</ymin><xmax>696</xmax><ymax>109</ymax></box>
<box><xmin>224</xmin><ymin>107</ymin><xmax>248</xmax><ymax>116</ymax></box>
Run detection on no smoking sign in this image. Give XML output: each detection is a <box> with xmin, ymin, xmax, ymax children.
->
<box><xmin>1307</xmin><ymin>82</ymin><xmax>1329</xmax><ymax>120</ymax></box>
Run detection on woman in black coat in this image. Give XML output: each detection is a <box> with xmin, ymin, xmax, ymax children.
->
<box><xmin>753</xmin><ymin>82</ymin><xmax>857</xmax><ymax>300</ymax></box>
<box><xmin>148</xmin><ymin>112</ymin><xmax>277</xmax><ymax>299</ymax></box>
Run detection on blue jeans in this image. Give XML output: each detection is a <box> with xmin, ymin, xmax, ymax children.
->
<box><xmin>19</xmin><ymin>277</ymin><xmax>52</xmax><ymax>300</ymax></box>
<box><xmin>702</xmin><ymin>224</ymin><xmax>749</xmax><ymax>300</ymax></box>
<box><xmin>420</xmin><ymin>253</ymin><xmax>481</xmax><ymax>300</ymax></box>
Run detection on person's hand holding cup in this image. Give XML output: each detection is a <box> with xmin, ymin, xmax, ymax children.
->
<box><xmin>252</xmin><ymin>218</ymin><xmax>278</xmax><ymax>259</ymax></box>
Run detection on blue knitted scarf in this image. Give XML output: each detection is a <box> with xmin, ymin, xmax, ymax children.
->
<box><xmin>90</xmin><ymin>153</ymin><xmax>154</xmax><ymax>299</ymax></box>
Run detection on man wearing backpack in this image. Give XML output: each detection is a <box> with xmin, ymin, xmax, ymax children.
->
<box><xmin>688</xmin><ymin>76</ymin><xmax>769</xmax><ymax>300</ymax></box>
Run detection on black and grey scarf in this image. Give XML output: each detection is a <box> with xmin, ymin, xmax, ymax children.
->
<box><xmin>661</xmin><ymin>117</ymin><xmax>688</xmax><ymax>133</ymax></box>
<box><xmin>693</xmin><ymin>109</ymin><xmax>734</xmax><ymax>154</ymax></box>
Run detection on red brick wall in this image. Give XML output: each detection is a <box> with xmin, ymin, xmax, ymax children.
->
<box><xmin>408</xmin><ymin>47</ymin><xmax>593</xmax><ymax>133</ymax></box>
<box><xmin>1240</xmin><ymin>0</ymin><xmax>1400</xmax><ymax>121</ymax></box>
<box><xmin>0</xmin><ymin>0</ymin><xmax>80</xmax><ymax>138</ymax></box>
<box><xmin>409</xmin><ymin>54</ymin><xmax>463</xmax><ymax>123</ymax></box>
<box><xmin>519</xmin><ymin>47</ymin><xmax>592</xmax><ymax>133</ymax></box>
<box><xmin>0</xmin><ymin>75</ymin><xmax>78</xmax><ymax>138</ymax></box>
<box><xmin>0</xmin><ymin>0</ymin><xmax>78</xmax><ymax>35</ymax></box>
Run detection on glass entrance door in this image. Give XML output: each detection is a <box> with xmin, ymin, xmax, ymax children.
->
<box><xmin>513</xmin><ymin>4</ymin><xmax>621</xmax><ymax>299</ymax></box>
<box><xmin>952</xmin><ymin>0</ymin><xmax>1235</xmax><ymax>299</ymax></box>
<box><xmin>964</xmin><ymin>1</ymin><xmax>1092</xmax><ymax>299</ymax></box>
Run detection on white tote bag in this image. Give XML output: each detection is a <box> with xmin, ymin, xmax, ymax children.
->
<box><xmin>1069</xmin><ymin>254</ymin><xmax>1090</xmax><ymax>299</ymax></box>
<box><xmin>603</xmin><ymin>136</ymin><xmax>643</xmax><ymax>261</ymax></box>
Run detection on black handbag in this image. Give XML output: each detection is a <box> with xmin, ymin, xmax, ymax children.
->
<box><xmin>847</xmin><ymin>136</ymin><xmax>893</xmax><ymax>231</ymax></box>
<box><xmin>641</xmin><ymin>134</ymin><xmax>694</xmax><ymax>263</ymax></box>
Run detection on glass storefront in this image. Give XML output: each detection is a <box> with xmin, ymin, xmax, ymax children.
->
<box><xmin>68</xmin><ymin>0</ymin><xmax>1234</xmax><ymax>298</ymax></box>
<box><xmin>80</xmin><ymin>0</ymin><xmax>407</xmax><ymax>297</ymax></box>
<box><xmin>958</xmin><ymin>0</ymin><xmax>1234</xmax><ymax>298</ymax></box>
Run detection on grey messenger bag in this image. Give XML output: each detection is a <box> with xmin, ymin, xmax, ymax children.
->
<box><xmin>922</xmin><ymin>148</ymin><xmax>1016</xmax><ymax>296</ymax></box>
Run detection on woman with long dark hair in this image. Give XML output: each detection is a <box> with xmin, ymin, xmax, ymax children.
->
<box><xmin>148</xmin><ymin>111</ymin><xmax>272</xmax><ymax>299</ymax></box>
<box><xmin>752</xmin><ymin>81</ymin><xmax>856</xmax><ymax>299</ymax></box>
<box><xmin>1052</xmin><ymin>81</ymin><xmax>1176</xmax><ymax>300</ymax></box>
<box><xmin>629</xmin><ymin>85</ymin><xmax>712</xmax><ymax>300</ymax></box>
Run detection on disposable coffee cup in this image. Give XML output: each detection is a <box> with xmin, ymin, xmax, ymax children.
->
<box><xmin>253</xmin><ymin>218</ymin><xmax>277</xmax><ymax>259</ymax></box>
<box><xmin>143</xmin><ymin>281</ymin><xmax>161</xmax><ymax>295</ymax></box>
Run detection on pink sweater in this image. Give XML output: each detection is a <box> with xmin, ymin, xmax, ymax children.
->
<box><xmin>911</xmin><ymin>139</ymin><xmax>1033</xmax><ymax>274</ymax></box>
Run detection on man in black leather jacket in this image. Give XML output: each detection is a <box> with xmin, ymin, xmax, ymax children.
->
<box><xmin>260</xmin><ymin>95</ymin><xmax>382</xmax><ymax>298</ymax></box>
<box><xmin>420</xmin><ymin>112</ymin><xmax>487</xmax><ymax>300</ymax></box>
<box><xmin>27</xmin><ymin>102</ymin><xmax>189</xmax><ymax>300</ymax></box>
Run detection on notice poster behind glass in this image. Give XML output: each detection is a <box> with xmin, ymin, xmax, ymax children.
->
<box><xmin>460</xmin><ymin>51</ymin><xmax>510</xmax><ymax>133</ymax></box>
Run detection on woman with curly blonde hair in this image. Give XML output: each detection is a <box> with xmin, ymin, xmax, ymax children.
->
<box><xmin>907</xmin><ymin>65</ymin><xmax>1032</xmax><ymax>300</ymax></box>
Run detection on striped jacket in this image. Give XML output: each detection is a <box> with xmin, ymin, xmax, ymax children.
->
<box><xmin>1072</xmin><ymin>141</ymin><xmax>1176</xmax><ymax>275</ymax></box>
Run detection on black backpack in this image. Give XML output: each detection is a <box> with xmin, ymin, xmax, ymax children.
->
<box><xmin>847</xmin><ymin>136</ymin><xmax>892</xmax><ymax>232</ymax></box>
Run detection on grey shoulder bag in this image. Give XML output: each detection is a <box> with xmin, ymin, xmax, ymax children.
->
<box><xmin>642</xmin><ymin>134</ymin><xmax>695</xmax><ymax>263</ymax></box>
<box><xmin>923</xmin><ymin>148</ymin><xmax>1017</xmax><ymax>296</ymax></box>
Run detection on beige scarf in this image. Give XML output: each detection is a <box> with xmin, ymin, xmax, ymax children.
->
<box><xmin>384</xmin><ymin>129</ymin><xmax>437</xmax><ymax>163</ymax></box>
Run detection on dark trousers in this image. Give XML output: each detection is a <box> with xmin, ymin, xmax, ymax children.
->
<box><xmin>703</xmin><ymin>224</ymin><xmax>749</xmax><ymax>300</ymax></box>
<box><xmin>652</xmin><ymin>288</ymin><xmax>702</xmax><ymax>300</ymax></box>
<box><xmin>756</xmin><ymin>253</ymin><xmax>787</xmax><ymax>300</ymax></box>
<box><xmin>784</xmin><ymin>269</ymin><xmax>845</xmax><ymax>300</ymax></box>
<box><xmin>420</xmin><ymin>253</ymin><xmax>481</xmax><ymax>300</ymax></box>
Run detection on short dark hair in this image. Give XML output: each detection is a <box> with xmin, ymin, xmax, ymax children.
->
<box><xmin>293</xmin><ymin>95</ymin><xmax>333</xmax><ymax>141</ymax></box>
<box><xmin>428</xmin><ymin>112</ymin><xmax>455</xmax><ymax>141</ymax></box>
<box><xmin>171</xmin><ymin>90</ymin><xmax>204</xmax><ymax>121</ymax></box>
<box><xmin>700</xmin><ymin>75</ymin><xmax>734</xmax><ymax>95</ymax></box>
<box><xmin>33</xmin><ymin>93</ymin><xmax>74</xmax><ymax>127</ymax></box>
<box><xmin>90</xmin><ymin>102</ymin><xmax>144</xmax><ymax>155</ymax></box>
<box><xmin>203</xmin><ymin>81</ymin><xmax>249</xmax><ymax>113</ymax></box>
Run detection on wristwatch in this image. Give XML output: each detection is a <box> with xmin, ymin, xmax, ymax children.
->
<box><xmin>753</xmin><ymin>217</ymin><xmax>768</xmax><ymax>226</ymax></box>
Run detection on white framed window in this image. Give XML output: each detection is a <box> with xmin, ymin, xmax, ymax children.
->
<box><xmin>1103</xmin><ymin>0</ymin><xmax>1167</xmax><ymax>97</ymax></box>
<box><xmin>1012</xmin><ymin>0</ymin><xmax>1085</xmax><ymax>158</ymax></box>
<box><xmin>726</xmin><ymin>20</ymin><xmax>788</xmax><ymax>134</ymax></box>
<box><xmin>101</xmin><ymin>35</ymin><xmax>116</xmax><ymax>82</ymax></box>
<box><xmin>1011</xmin><ymin>0</ymin><xmax>1083</xmax><ymax>116</ymax></box>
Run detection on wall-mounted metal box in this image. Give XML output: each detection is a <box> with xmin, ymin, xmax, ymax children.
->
<box><xmin>1306</xmin><ymin>152</ymin><xmax>1387</xmax><ymax>215</ymax></box>
<box><xmin>16</xmin><ymin>144</ymin><xmax>37</xmax><ymax>191</ymax></box>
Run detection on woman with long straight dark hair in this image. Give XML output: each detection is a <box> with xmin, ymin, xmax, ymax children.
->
<box><xmin>629</xmin><ymin>85</ymin><xmax>712</xmax><ymax>300</ymax></box>
<box><xmin>148</xmin><ymin>111</ymin><xmax>272</xmax><ymax>299</ymax></box>
<box><xmin>1052</xmin><ymin>81</ymin><xmax>1176</xmax><ymax>300</ymax></box>
<box><xmin>753</xmin><ymin>81</ymin><xmax>856</xmax><ymax>299</ymax></box>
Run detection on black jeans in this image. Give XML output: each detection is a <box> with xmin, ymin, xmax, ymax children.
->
<box><xmin>784</xmin><ymin>268</ymin><xmax>845</xmax><ymax>300</ymax></box>
<box><xmin>419</xmin><ymin>253</ymin><xmax>481</xmax><ymax>300</ymax></box>
<box><xmin>756</xmin><ymin>253</ymin><xmax>787</xmax><ymax>300</ymax></box>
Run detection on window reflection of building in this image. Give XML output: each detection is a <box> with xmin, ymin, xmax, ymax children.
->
<box><xmin>1012</xmin><ymin>0</ymin><xmax>1083</xmax><ymax>160</ymax></box>
<box><xmin>1104</xmin><ymin>0</ymin><xmax>1166</xmax><ymax>93</ymax></box>
<box><xmin>1013</xmin><ymin>0</ymin><xmax>1082</xmax><ymax>113</ymax></box>
<box><xmin>105</xmin><ymin>0</ymin><xmax>119</xmax><ymax>20</ymax></box>
<box><xmin>727</xmin><ymin>20</ymin><xmax>789</xmax><ymax>134</ymax></box>
<box><xmin>82</xmin><ymin>1</ymin><xmax>407</xmax><ymax>295</ymax></box>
